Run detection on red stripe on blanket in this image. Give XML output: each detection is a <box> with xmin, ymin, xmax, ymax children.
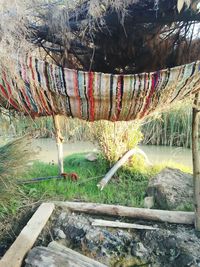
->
<box><xmin>29</xmin><ymin>57</ymin><xmax>35</xmax><ymax>81</ymax></box>
<box><xmin>0</xmin><ymin>84</ymin><xmax>19</xmax><ymax>110</ymax></box>
<box><xmin>115</xmin><ymin>75</ymin><xmax>122</xmax><ymax>121</ymax></box>
<box><xmin>39</xmin><ymin>90</ymin><xmax>52</xmax><ymax>115</ymax></box>
<box><xmin>140</xmin><ymin>73</ymin><xmax>157</xmax><ymax>118</ymax></box>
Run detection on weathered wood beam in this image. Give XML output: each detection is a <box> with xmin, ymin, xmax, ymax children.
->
<box><xmin>55</xmin><ymin>202</ymin><xmax>194</xmax><ymax>225</ymax></box>
<box><xmin>192</xmin><ymin>92</ymin><xmax>200</xmax><ymax>231</ymax></box>
<box><xmin>48</xmin><ymin>241</ymin><xmax>107</xmax><ymax>267</ymax></box>
<box><xmin>92</xmin><ymin>219</ymin><xmax>158</xmax><ymax>230</ymax></box>
<box><xmin>25</xmin><ymin>244</ymin><xmax>107</xmax><ymax>267</ymax></box>
<box><xmin>0</xmin><ymin>203</ymin><xmax>55</xmax><ymax>267</ymax></box>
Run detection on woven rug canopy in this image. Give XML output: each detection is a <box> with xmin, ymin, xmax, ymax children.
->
<box><xmin>0</xmin><ymin>0</ymin><xmax>200</xmax><ymax>120</ymax></box>
<box><xmin>0</xmin><ymin>58</ymin><xmax>199</xmax><ymax>121</ymax></box>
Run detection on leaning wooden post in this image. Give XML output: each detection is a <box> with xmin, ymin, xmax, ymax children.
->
<box><xmin>53</xmin><ymin>115</ymin><xmax>64</xmax><ymax>175</ymax></box>
<box><xmin>192</xmin><ymin>92</ymin><xmax>200</xmax><ymax>231</ymax></box>
<box><xmin>97</xmin><ymin>148</ymin><xmax>151</xmax><ymax>190</ymax></box>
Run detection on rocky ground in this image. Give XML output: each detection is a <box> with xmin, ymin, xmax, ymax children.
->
<box><xmin>24</xmin><ymin>168</ymin><xmax>199</xmax><ymax>267</ymax></box>
<box><xmin>24</xmin><ymin>207</ymin><xmax>200</xmax><ymax>267</ymax></box>
<box><xmin>1</xmin><ymin>167</ymin><xmax>199</xmax><ymax>267</ymax></box>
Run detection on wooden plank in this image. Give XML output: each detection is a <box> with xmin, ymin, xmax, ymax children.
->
<box><xmin>92</xmin><ymin>219</ymin><xmax>158</xmax><ymax>230</ymax></box>
<box><xmin>0</xmin><ymin>203</ymin><xmax>55</xmax><ymax>267</ymax></box>
<box><xmin>56</xmin><ymin>201</ymin><xmax>194</xmax><ymax>225</ymax></box>
<box><xmin>48</xmin><ymin>241</ymin><xmax>107</xmax><ymax>267</ymax></box>
<box><xmin>192</xmin><ymin>92</ymin><xmax>200</xmax><ymax>231</ymax></box>
<box><xmin>25</xmin><ymin>247</ymin><xmax>79</xmax><ymax>267</ymax></box>
<box><xmin>25</xmin><ymin>245</ymin><xmax>107</xmax><ymax>267</ymax></box>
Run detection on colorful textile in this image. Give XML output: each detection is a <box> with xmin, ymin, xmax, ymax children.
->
<box><xmin>0</xmin><ymin>57</ymin><xmax>200</xmax><ymax>121</ymax></box>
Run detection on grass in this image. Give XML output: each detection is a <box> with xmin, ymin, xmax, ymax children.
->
<box><xmin>18</xmin><ymin>153</ymin><xmax>149</xmax><ymax>206</ymax></box>
<box><xmin>0</xmin><ymin>151</ymin><xmax>193</xmax><ymax>222</ymax></box>
<box><xmin>0</xmin><ymin>153</ymin><xmax>150</xmax><ymax>220</ymax></box>
<box><xmin>0</xmin><ymin>151</ymin><xmax>193</xmax><ymax>255</ymax></box>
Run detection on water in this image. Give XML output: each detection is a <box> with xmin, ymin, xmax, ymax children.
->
<box><xmin>32</xmin><ymin>138</ymin><xmax>193</xmax><ymax>169</ymax></box>
<box><xmin>32</xmin><ymin>139</ymin><xmax>98</xmax><ymax>164</ymax></box>
<box><xmin>139</xmin><ymin>145</ymin><xmax>192</xmax><ymax>169</ymax></box>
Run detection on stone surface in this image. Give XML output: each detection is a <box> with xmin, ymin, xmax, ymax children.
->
<box><xmin>144</xmin><ymin>196</ymin><xmax>154</xmax><ymax>209</ymax></box>
<box><xmin>54</xmin><ymin>228</ymin><xmax>66</xmax><ymax>239</ymax></box>
<box><xmin>85</xmin><ymin>153</ymin><xmax>98</xmax><ymax>162</ymax></box>
<box><xmin>146</xmin><ymin>168</ymin><xmax>193</xmax><ymax>210</ymax></box>
<box><xmin>48</xmin><ymin>212</ymin><xmax>200</xmax><ymax>267</ymax></box>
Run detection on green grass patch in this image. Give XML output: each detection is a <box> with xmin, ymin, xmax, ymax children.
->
<box><xmin>18</xmin><ymin>153</ymin><xmax>149</xmax><ymax>207</ymax></box>
<box><xmin>0</xmin><ymin>152</ymin><xmax>193</xmax><ymax>220</ymax></box>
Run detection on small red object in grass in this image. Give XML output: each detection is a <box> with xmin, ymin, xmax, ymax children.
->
<box><xmin>61</xmin><ymin>172</ymin><xmax>79</xmax><ymax>182</ymax></box>
<box><xmin>69</xmin><ymin>173</ymin><xmax>79</xmax><ymax>181</ymax></box>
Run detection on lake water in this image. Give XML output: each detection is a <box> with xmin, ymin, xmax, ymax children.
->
<box><xmin>32</xmin><ymin>139</ymin><xmax>98</xmax><ymax>163</ymax></box>
<box><xmin>32</xmin><ymin>138</ymin><xmax>193</xmax><ymax>169</ymax></box>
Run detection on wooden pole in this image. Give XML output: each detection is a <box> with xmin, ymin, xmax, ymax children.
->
<box><xmin>53</xmin><ymin>115</ymin><xmax>64</xmax><ymax>175</ymax></box>
<box><xmin>97</xmin><ymin>148</ymin><xmax>151</xmax><ymax>190</ymax></box>
<box><xmin>92</xmin><ymin>219</ymin><xmax>158</xmax><ymax>230</ymax></box>
<box><xmin>56</xmin><ymin>201</ymin><xmax>194</xmax><ymax>225</ymax></box>
<box><xmin>192</xmin><ymin>92</ymin><xmax>200</xmax><ymax>231</ymax></box>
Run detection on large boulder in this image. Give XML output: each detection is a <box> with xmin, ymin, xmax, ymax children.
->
<box><xmin>147</xmin><ymin>168</ymin><xmax>193</xmax><ymax>210</ymax></box>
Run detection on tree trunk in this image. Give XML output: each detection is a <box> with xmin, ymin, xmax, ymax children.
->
<box><xmin>53</xmin><ymin>115</ymin><xmax>64</xmax><ymax>175</ymax></box>
<box><xmin>192</xmin><ymin>92</ymin><xmax>200</xmax><ymax>231</ymax></box>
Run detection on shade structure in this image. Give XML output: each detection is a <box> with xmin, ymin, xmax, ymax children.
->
<box><xmin>0</xmin><ymin>57</ymin><xmax>200</xmax><ymax>121</ymax></box>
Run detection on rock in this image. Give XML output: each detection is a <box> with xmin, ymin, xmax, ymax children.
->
<box><xmin>147</xmin><ymin>168</ymin><xmax>193</xmax><ymax>210</ymax></box>
<box><xmin>140</xmin><ymin>227</ymin><xmax>200</xmax><ymax>267</ymax></box>
<box><xmin>54</xmin><ymin>228</ymin><xmax>66</xmax><ymax>239</ymax></box>
<box><xmin>85</xmin><ymin>153</ymin><xmax>98</xmax><ymax>162</ymax></box>
<box><xmin>144</xmin><ymin>196</ymin><xmax>154</xmax><ymax>209</ymax></box>
<box><xmin>58</xmin><ymin>212</ymin><xmax>68</xmax><ymax>221</ymax></box>
<box><xmin>130</xmin><ymin>241</ymin><xmax>149</xmax><ymax>259</ymax></box>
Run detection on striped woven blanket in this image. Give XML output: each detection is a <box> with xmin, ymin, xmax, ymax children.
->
<box><xmin>0</xmin><ymin>57</ymin><xmax>199</xmax><ymax>121</ymax></box>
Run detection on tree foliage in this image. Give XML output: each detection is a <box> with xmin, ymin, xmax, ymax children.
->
<box><xmin>0</xmin><ymin>0</ymin><xmax>199</xmax><ymax>73</ymax></box>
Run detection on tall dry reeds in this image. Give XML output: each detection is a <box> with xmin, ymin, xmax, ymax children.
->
<box><xmin>142</xmin><ymin>105</ymin><xmax>193</xmax><ymax>148</ymax></box>
<box><xmin>0</xmin><ymin>103</ymin><xmax>195</xmax><ymax>149</ymax></box>
<box><xmin>0</xmin><ymin>136</ymin><xmax>34</xmax><ymax>190</ymax></box>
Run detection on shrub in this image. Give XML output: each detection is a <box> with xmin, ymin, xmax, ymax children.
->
<box><xmin>93</xmin><ymin>121</ymin><xmax>143</xmax><ymax>163</ymax></box>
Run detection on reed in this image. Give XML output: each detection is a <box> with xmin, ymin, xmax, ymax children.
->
<box><xmin>0</xmin><ymin>102</ymin><xmax>196</xmax><ymax>149</ymax></box>
<box><xmin>142</xmin><ymin>104</ymin><xmax>193</xmax><ymax>148</ymax></box>
<box><xmin>0</xmin><ymin>136</ymin><xmax>34</xmax><ymax>204</ymax></box>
